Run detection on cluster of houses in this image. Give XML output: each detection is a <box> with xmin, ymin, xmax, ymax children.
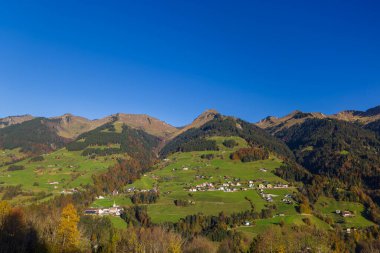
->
<box><xmin>125</xmin><ymin>187</ymin><xmax>158</xmax><ymax>194</ymax></box>
<box><xmin>187</xmin><ymin>179</ymin><xmax>289</xmax><ymax>193</ymax></box>
<box><xmin>60</xmin><ymin>188</ymin><xmax>78</xmax><ymax>195</ymax></box>
<box><xmin>84</xmin><ymin>202</ymin><xmax>123</xmax><ymax>216</ymax></box>
<box><xmin>258</xmin><ymin>189</ymin><xmax>294</xmax><ymax>204</ymax></box>
<box><xmin>281</xmin><ymin>194</ymin><xmax>293</xmax><ymax>204</ymax></box>
<box><xmin>335</xmin><ymin>210</ymin><xmax>354</xmax><ymax>217</ymax></box>
<box><xmin>188</xmin><ymin>181</ymin><xmax>246</xmax><ymax>193</ymax></box>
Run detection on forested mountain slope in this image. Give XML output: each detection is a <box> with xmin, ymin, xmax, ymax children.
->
<box><xmin>365</xmin><ymin>119</ymin><xmax>380</xmax><ymax>136</ymax></box>
<box><xmin>0</xmin><ymin>117</ymin><xmax>68</xmax><ymax>154</ymax></box>
<box><xmin>161</xmin><ymin>114</ymin><xmax>294</xmax><ymax>159</ymax></box>
<box><xmin>274</xmin><ymin>118</ymin><xmax>380</xmax><ymax>211</ymax></box>
<box><xmin>66</xmin><ymin>121</ymin><xmax>160</xmax><ymax>167</ymax></box>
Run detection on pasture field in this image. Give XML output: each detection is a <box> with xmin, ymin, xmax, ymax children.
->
<box><xmin>92</xmin><ymin>195</ymin><xmax>133</xmax><ymax>208</ymax></box>
<box><xmin>109</xmin><ymin>216</ymin><xmax>128</xmax><ymax>229</ymax></box>
<box><xmin>0</xmin><ymin>148</ymin><xmax>28</xmax><ymax>166</ymax></box>
<box><xmin>235</xmin><ymin>214</ymin><xmax>331</xmax><ymax>237</ymax></box>
<box><xmin>0</xmin><ymin>148</ymin><xmax>121</xmax><ymax>200</ymax></box>
<box><xmin>315</xmin><ymin>197</ymin><xmax>374</xmax><ymax>228</ymax></box>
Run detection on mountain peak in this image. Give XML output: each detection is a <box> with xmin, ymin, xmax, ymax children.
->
<box><xmin>0</xmin><ymin>114</ymin><xmax>35</xmax><ymax>128</ymax></box>
<box><xmin>110</xmin><ymin>113</ymin><xmax>177</xmax><ymax>138</ymax></box>
<box><xmin>196</xmin><ymin>109</ymin><xmax>219</xmax><ymax>121</ymax></box>
<box><xmin>166</xmin><ymin>109</ymin><xmax>220</xmax><ymax>140</ymax></box>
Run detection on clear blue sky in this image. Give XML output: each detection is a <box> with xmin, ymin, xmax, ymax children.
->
<box><xmin>0</xmin><ymin>0</ymin><xmax>379</xmax><ymax>126</ymax></box>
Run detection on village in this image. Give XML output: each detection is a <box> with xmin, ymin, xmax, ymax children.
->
<box><xmin>187</xmin><ymin>177</ymin><xmax>289</xmax><ymax>193</ymax></box>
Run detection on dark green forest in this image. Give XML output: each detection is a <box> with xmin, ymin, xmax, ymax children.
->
<box><xmin>0</xmin><ymin>118</ymin><xmax>67</xmax><ymax>154</ymax></box>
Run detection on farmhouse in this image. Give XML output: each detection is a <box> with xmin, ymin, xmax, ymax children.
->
<box><xmin>274</xmin><ymin>184</ymin><xmax>288</xmax><ymax>188</ymax></box>
<box><xmin>341</xmin><ymin>211</ymin><xmax>354</xmax><ymax>217</ymax></box>
<box><xmin>61</xmin><ymin>188</ymin><xmax>78</xmax><ymax>195</ymax></box>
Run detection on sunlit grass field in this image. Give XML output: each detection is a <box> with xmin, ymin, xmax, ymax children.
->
<box><xmin>315</xmin><ymin>196</ymin><xmax>374</xmax><ymax>228</ymax></box>
<box><xmin>0</xmin><ymin>148</ymin><xmax>120</xmax><ymax>196</ymax></box>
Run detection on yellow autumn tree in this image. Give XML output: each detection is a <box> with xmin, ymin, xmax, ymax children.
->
<box><xmin>0</xmin><ymin>201</ymin><xmax>11</xmax><ymax>227</ymax></box>
<box><xmin>56</xmin><ymin>203</ymin><xmax>80</xmax><ymax>253</ymax></box>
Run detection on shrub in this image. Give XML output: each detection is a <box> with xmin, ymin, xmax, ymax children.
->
<box><xmin>7</xmin><ymin>165</ymin><xmax>26</xmax><ymax>171</ymax></box>
<box><xmin>30</xmin><ymin>155</ymin><xmax>44</xmax><ymax>162</ymax></box>
<box><xmin>200</xmin><ymin>154</ymin><xmax>214</xmax><ymax>160</ymax></box>
<box><xmin>223</xmin><ymin>139</ymin><xmax>237</xmax><ymax>148</ymax></box>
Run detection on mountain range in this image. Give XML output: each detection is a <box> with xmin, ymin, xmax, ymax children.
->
<box><xmin>2</xmin><ymin>105</ymin><xmax>379</xmax><ymax>140</ymax></box>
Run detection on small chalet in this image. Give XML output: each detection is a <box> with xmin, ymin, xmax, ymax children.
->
<box><xmin>341</xmin><ymin>211</ymin><xmax>354</xmax><ymax>218</ymax></box>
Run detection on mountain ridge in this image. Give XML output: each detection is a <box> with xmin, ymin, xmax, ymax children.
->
<box><xmin>257</xmin><ymin>105</ymin><xmax>380</xmax><ymax>134</ymax></box>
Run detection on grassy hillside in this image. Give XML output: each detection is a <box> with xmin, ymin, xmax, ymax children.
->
<box><xmin>315</xmin><ymin>197</ymin><xmax>374</xmax><ymax>228</ymax></box>
<box><xmin>96</xmin><ymin>137</ymin><xmax>297</xmax><ymax>223</ymax></box>
<box><xmin>0</xmin><ymin>148</ymin><xmax>28</xmax><ymax>167</ymax></box>
<box><xmin>90</xmin><ymin>136</ymin><xmax>374</xmax><ymax>233</ymax></box>
<box><xmin>0</xmin><ymin>148</ymin><xmax>120</xmax><ymax>203</ymax></box>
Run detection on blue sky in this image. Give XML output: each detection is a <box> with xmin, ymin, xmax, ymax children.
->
<box><xmin>0</xmin><ymin>0</ymin><xmax>379</xmax><ymax>126</ymax></box>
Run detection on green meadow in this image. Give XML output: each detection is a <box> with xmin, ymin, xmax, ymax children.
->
<box><xmin>315</xmin><ymin>196</ymin><xmax>374</xmax><ymax>228</ymax></box>
<box><xmin>0</xmin><ymin>148</ymin><xmax>27</xmax><ymax>166</ymax></box>
<box><xmin>0</xmin><ymin>148</ymin><xmax>120</xmax><ymax>201</ymax></box>
<box><xmin>235</xmin><ymin>214</ymin><xmax>331</xmax><ymax>237</ymax></box>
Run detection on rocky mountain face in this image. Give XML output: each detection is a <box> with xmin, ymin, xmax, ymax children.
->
<box><xmin>113</xmin><ymin>113</ymin><xmax>178</xmax><ymax>139</ymax></box>
<box><xmin>0</xmin><ymin>115</ymin><xmax>35</xmax><ymax>128</ymax></box>
<box><xmin>333</xmin><ymin>105</ymin><xmax>380</xmax><ymax>123</ymax></box>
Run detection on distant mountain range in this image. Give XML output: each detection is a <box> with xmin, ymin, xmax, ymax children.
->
<box><xmin>256</xmin><ymin>105</ymin><xmax>380</xmax><ymax>134</ymax></box>
<box><xmin>0</xmin><ymin>113</ymin><xmax>178</xmax><ymax>139</ymax></box>
<box><xmin>2</xmin><ymin>105</ymin><xmax>379</xmax><ymax>139</ymax></box>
